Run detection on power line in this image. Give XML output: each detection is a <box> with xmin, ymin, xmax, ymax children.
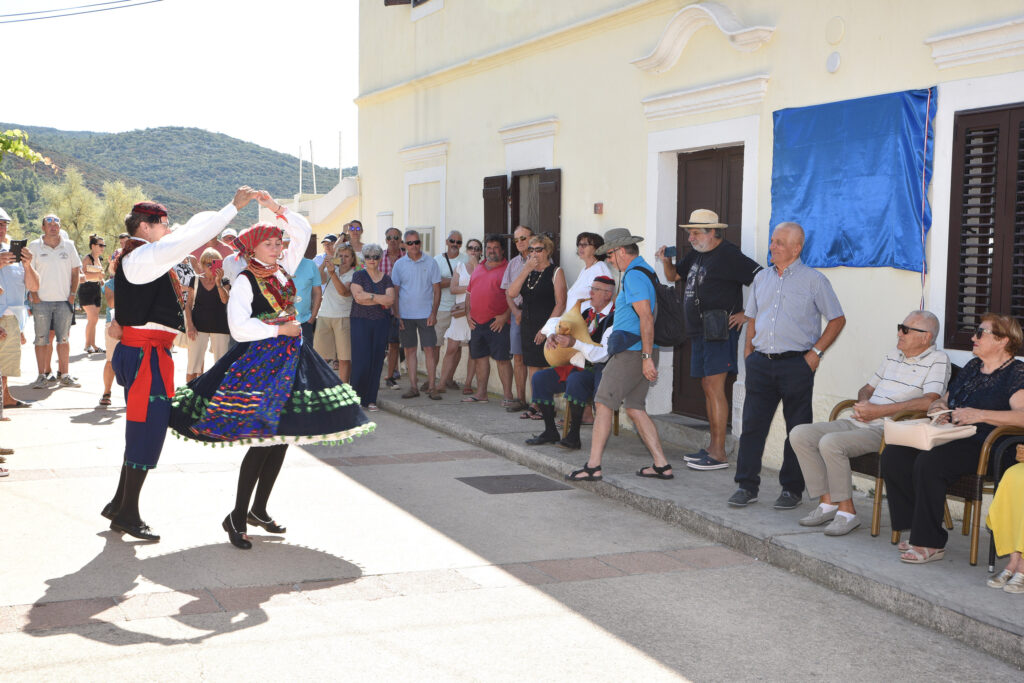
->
<box><xmin>0</xmin><ymin>1</ymin><xmax>132</xmax><ymax>19</ymax></box>
<box><xmin>0</xmin><ymin>0</ymin><xmax>163</xmax><ymax>24</ymax></box>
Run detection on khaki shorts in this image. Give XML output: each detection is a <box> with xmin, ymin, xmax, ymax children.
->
<box><xmin>433</xmin><ymin>308</ymin><xmax>452</xmax><ymax>346</ymax></box>
<box><xmin>0</xmin><ymin>315</ymin><xmax>21</xmax><ymax>377</ymax></box>
<box><xmin>595</xmin><ymin>350</ymin><xmax>658</xmax><ymax>412</ymax></box>
<box><xmin>314</xmin><ymin>317</ymin><xmax>352</xmax><ymax>362</ymax></box>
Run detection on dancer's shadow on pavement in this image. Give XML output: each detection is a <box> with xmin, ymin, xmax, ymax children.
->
<box><xmin>70</xmin><ymin>407</ymin><xmax>124</xmax><ymax>426</ymax></box>
<box><xmin>26</xmin><ymin>533</ymin><xmax>362</xmax><ymax>646</ymax></box>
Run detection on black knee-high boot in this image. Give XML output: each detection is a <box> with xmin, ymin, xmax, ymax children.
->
<box><xmin>102</xmin><ymin>464</ymin><xmax>128</xmax><ymax>519</ymax></box>
<box><xmin>110</xmin><ymin>466</ymin><xmax>159</xmax><ymax>541</ymax></box>
<box><xmin>558</xmin><ymin>402</ymin><xmax>585</xmax><ymax>450</ymax></box>
<box><xmin>525</xmin><ymin>404</ymin><xmax>560</xmax><ymax>445</ymax></box>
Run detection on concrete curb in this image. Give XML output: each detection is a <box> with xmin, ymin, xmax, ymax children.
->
<box><xmin>379</xmin><ymin>396</ymin><xmax>1024</xmax><ymax>669</ymax></box>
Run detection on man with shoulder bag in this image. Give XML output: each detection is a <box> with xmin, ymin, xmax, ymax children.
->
<box><xmin>657</xmin><ymin>209</ymin><xmax>761</xmax><ymax>470</ymax></box>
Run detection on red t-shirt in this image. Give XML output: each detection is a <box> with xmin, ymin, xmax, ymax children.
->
<box><xmin>467</xmin><ymin>260</ymin><xmax>509</xmax><ymax>324</ymax></box>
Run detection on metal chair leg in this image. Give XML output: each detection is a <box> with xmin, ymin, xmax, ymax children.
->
<box><xmin>943</xmin><ymin>502</ymin><xmax>953</xmax><ymax>530</ymax></box>
<box><xmin>870</xmin><ymin>477</ymin><xmax>883</xmax><ymax>537</ymax></box>
<box><xmin>970</xmin><ymin>494</ymin><xmax>983</xmax><ymax>566</ymax></box>
<box><xmin>613</xmin><ymin>409</ymin><xmax>619</xmax><ymax>436</ymax></box>
<box><xmin>891</xmin><ymin>529</ymin><xmax>901</xmax><ymax>545</ymax></box>
<box><xmin>961</xmin><ymin>501</ymin><xmax>971</xmax><ymax>536</ymax></box>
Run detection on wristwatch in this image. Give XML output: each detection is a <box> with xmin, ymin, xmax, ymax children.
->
<box><xmin>812</xmin><ymin>347</ymin><xmax>824</xmax><ymax>358</ymax></box>
<box><xmin>641</xmin><ymin>352</ymin><xmax>653</xmax><ymax>360</ymax></box>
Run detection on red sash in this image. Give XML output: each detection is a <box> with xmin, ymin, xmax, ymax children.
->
<box><xmin>120</xmin><ymin>327</ymin><xmax>177</xmax><ymax>423</ymax></box>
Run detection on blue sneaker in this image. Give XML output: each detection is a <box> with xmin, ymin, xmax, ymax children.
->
<box><xmin>683</xmin><ymin>448</ymin><xmax>709</xmax><ymax>463</ymax></box>
<box><xmin>686</xmin><ymin>453</ymin><xmax>729</xmax><ymax>471</ymax></box>
<box><xmin>727</xmin><ymin>488</ymin><xmax>758</xmax><ymax>507</ymax></box>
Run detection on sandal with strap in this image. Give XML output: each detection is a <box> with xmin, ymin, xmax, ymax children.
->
<box><xmin>637</xmin><ymin>463</ymin><xmax>674</xmax><ymax>480</ymax></box>
<box><xmin>899</xmin><ymin>546</ymin><xmax>945</xmax><ymax>564</ymax></box>
<box><xmin>99</xmin><ymin>393</ymin><xmax>112</xmax><ymax>407</ymax></box>
<box><xmin>565</xmin><ymin>463</ymin><xmax>602</xmax><ymax>481</ymax></box>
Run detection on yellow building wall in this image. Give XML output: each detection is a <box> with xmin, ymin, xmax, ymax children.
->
<box><xmin>357</xmin><ymin>0</ymin><xmax>1024</xmax><ymax>468</ymax></box>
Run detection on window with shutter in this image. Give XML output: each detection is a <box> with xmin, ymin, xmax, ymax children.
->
<box><xmin>945</xmin><ymin>103</ymin><xmax>1024</xmax><ymax>350</ymax></box>
<box><xmin>482</xmin><ymin>175</ymin><xmax>509</xmax><ymax>251</ymax></box>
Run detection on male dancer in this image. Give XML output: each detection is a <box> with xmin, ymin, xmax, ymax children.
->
<box><xmin>102</xmin><ymin>187</ymin><xmax>257</xmax><ymax>541</ymax></box>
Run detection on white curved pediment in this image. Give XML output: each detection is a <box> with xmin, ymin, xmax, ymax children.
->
<box><xmin>632</xmin><ymin>1</ymin><xmax>775</xmax><ymax>74</ymax></box>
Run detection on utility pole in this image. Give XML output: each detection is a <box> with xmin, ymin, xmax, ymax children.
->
<box><xmin>298</xmin><ymin>145</ymin><xmax>303</xmax><ymax>195</ymax></box>
<box><xmin>310</xmin><ymin>139</ymin><xmax>317</xmax><ymax>195</ymax></box>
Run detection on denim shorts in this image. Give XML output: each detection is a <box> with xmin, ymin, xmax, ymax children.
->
<box><xmin>33</xmin><ymin>300</ymin><xmax>74</xmax><ymax>345</ymax></box>
<box><xmin>509</xmin><ymin>316</ymin><xmax>523</xmax><ymax>356</ymax></box>
<box><xmin>690</xmin><ymin>328</ymin><xmax>741</xmax><ymax>378</ymax></box>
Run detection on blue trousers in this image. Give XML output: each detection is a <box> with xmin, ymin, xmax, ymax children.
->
<box><xmin>734</xmin><ymin>353</ymin><xmax>811</xmax><ymax>496</ymax></box>
<box><xmin>113</xmin><ymin>343</ymin><xmax>171</xmax><ymax>470</ymax></box>
<box><xmin>350</xmin><ymin>316</ymin><xmax>390</xmax><ymax>406</ymax></box>
<box><xmin>531</xmin><ymin>366</ymin><xmax>602</xmax><ymax>405</ymax></box>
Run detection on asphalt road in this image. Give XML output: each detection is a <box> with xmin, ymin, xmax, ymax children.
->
<box><xmin>0</xmin><ymin>325</ymin><xmax>1019</xmax><ymax>681</ymax></box>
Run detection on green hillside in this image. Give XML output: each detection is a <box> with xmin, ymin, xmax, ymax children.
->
<box><xmin>0</xmin><ymin>124</ymin><xmax>354</xmax><ymax>232</ymax></box>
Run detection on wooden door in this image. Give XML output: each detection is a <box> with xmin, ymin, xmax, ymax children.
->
<box><xmin>672</xmin><ymin>146</ymin><xmax>745</xmax><ymax>418</ymax></box>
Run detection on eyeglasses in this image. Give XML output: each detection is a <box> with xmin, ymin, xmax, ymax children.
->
<box><xmin>605</xmin><ymin>247</ymin><xmax>620</xmax><ymax>257</ymax></box>
<box><xmin>577</xmin><ymin>242</ymin><xmax>594</xmax><ymax>248</ymax></box>
<box><xmin>386</xmin><ymin>235</ymin><xmax>401</xmax><ymax>241</ymax></box>
<box><xmin>897</xmin><ymin>324</ymin><xmax>928</xmax><ymax>335</ymax></box>
<box><xmin>44</xmin><ymin>217</ymin><xmax>60</xmax><ymax>224</ymax></box>
<box><xmin>405</xmin><ymin>240</ymin><xmax>421</xmax><ymax>246</ymax></box>
<box><xmin>467</xmin><ymin>245</ymin><xmax>483</xmax><ymax>252</ymax></box>
<box><xmin>528</xmin><ymin>246</ymin><xmax>545</xmax><ymax>253</ymax></box>
<box><xmin>973</xmin><ymin>326</ymin><xmax>999</xmax><ymax>339</ymax></box>
<box><xmin>514</xmin><ymin>236</ymin><xmax>530</xmax><ymax>242</ymax></box>
<box><xmin>363</xmin><ymin>255</ymin><xmax>381</xmax><ymax>260</ymax></box>
<box><xmin>448</xmin><ymin>239</ymin><xmax>462</xmax><ymax>245</ymax></box>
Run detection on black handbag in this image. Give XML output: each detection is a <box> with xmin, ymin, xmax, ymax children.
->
<box><xmin>702</xmin><ymin>309</ymin><xmax>730</xmax><ymax>342</ymax></box>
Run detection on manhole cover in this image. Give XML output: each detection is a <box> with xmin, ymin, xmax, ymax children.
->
<box><xmin>456</xmin><ymin>474</ymin><xmax>571</xmax><ymax>494</ymax></box>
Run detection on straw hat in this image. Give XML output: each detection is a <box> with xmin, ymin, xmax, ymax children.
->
<box><xmin>679</xmin><ymin>209</ymin><xmax>728</xmax><ymax>229</ymax></box>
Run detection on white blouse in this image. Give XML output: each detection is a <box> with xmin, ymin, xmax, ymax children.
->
<box><xmin>565</xmin><ymin>260</ymin><xmax>613</xmax><ymax>310</ymax></box>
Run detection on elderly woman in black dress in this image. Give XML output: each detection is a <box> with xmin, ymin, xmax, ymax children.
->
<box><xmin>881</xmin><ymin>312</ymin><xmax>1024</xmax><ymax>564</ymax></box>
<box><xmin>506</xmin><ymin>234</ymin><xmax>566</xmax><ymax>419</ymax></box>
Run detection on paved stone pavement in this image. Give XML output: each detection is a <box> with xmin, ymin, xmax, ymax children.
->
<box><xmin>0</xmin><ymin>327</ymin><xmax>1021</xmax><ymax>680</ymax></box>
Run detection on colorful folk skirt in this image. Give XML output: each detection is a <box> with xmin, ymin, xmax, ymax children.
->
<box><xmin>169</xmin><ymin>335</ymin><xmax>374</xmax><ymax>446</ymax></box>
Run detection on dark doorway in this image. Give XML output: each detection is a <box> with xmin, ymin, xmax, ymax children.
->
<box><xmin>483</xmin><ymin>169</ymin><xmax>562</xmax><ymax>265</ymax></box>
<box><xmin>672</xmin><ymin>146</ymin><xmax>745</xmax><ymax>419</ymax></box>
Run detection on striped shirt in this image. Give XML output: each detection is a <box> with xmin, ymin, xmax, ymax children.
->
<box><xmin>745</xmin><ymin>258</ymin><xmax>844</xmax><ymax>354</ymax></box>
<box><xmin>851</xmin><ymin>345</ymin><xmax>950</xmax><ymax>427</ymax></box>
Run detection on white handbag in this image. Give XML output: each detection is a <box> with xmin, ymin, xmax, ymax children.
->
<box><xmin>883</xmin><ymin>417</ymin><xmax>976</xmax><ymax>451</ymax></box>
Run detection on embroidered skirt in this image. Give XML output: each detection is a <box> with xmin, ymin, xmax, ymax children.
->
<box><xmin>169</xmin><ymin>335</ymin><xmax>374</xmax><ymax>446</ymax></box>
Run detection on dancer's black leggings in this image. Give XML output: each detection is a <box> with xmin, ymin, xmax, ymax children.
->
<box><xmin>231</xmin><ymin>444</ymin><xmax>287</xmax><ymax>529</ymax></box>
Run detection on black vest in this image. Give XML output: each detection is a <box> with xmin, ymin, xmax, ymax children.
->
<box><xmin>238</xmin><ymin>271</ymin><xmax>275</xmax><ymax>319</ymax></box>
<box><xmin>114</xmin><ymin>257</ymin><xmax>184</xmax><ymax>331</ymax></box>
<box><xmin>588</xmin><ymin>307</ymin><xmax>615</xmax><ymax>368</ymax></box>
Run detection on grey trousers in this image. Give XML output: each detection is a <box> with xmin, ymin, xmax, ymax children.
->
<box><xmin>789</xmin><ymin>420</ymin><xmax>882</xmax><ymax>502</ymax></box>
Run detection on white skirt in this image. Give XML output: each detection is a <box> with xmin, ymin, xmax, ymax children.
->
<box><xmin>444</xmin><ymin>315</ymin><xmax>471</xmax><ymax>343</ymax></box>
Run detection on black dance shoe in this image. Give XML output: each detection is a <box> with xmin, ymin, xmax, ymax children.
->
<box><xmin>247</xmin><ymin>511</ymin><xmax>287</xmax><ymax>534</ymax></box>
<box><xmin>110</xmin><ymin>518</ymin><xmax>160</xmax><ymax>541</ymax></box>
<box><xmin>223</xmin><ymin>514</ymin><xmax>252</xmax><ymax>550</ymax></box>
<box><xmin>525</xmin><ymin>430</ymin><xmax>560</xmax><ymax>446</ymax></box>
<box><xmin>100</xmin><ymin>502</ymin><xmax>116</xmax><ymax>520</ymax></box>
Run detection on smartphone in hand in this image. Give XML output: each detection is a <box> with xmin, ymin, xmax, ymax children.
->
<box><xmin>664</xmin><ymin>246</ymin><xmax>677</xmax><ymax>259</ymax></box>
<box><xmin>9</xmin><ymin>239</ymin><xmax>27</xmax><ymax>262</ymax></box>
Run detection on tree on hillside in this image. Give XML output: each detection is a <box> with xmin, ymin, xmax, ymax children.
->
<box><xmin>98</xmin><ymin>180</ymin><xmax>145</xmax><ymax>240</ymax></box>
<box><xmin>41</xmin><ymin>167</ymin><xmax>99</xmax><ymax>251</ymax></box>
<box><xmin>0</xmin><ymin>129</ymin><xmax>43</xmax><ymax>180</ymax></box>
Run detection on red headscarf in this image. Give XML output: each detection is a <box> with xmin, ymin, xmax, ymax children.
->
<box><xmin>233</xmin><ymin>223</ymin><xmax>283</xmax><ymax>277</ymax></box>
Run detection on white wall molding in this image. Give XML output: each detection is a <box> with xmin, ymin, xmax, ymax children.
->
<box><xmin>499</xmin><ymin>116</ymin><xmax>560</xmax><ymax>145</ymax></box>
<box><xmin>641</xmin><ymin>74</ymin><xmax>769</xmax><ymax>121</ymax></box>
<box><xmin>643</xmin><ymin>115</ymin><xmax>760</xmax><ymax>418</ymax></box>
<box><xmin>925</xmin><ymin>16</ymin><xmax>1024</xmax><ymax>69</ymax></box>
<box><xmin>403</xmin><ymin>166</ymin><xmax>446</xmax><ymax>237</ymax></box>
<box><xmin>411</xmin><ymin>0</ymin><xmax>443</xmax><ymax>22</ymax></box>
<box><xmin>398</xmin><ymin>140</ymin><xmax>449</xmax><ymax>164</ymax></box>
<box><xmin>632</xmin><ymin>1</ymin><xmax>775</xmax><ymax>74</ymax></box>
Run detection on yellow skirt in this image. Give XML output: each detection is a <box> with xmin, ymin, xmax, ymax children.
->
<box><xmin>986</xmin><ymin>463</ymin><xmax>1024</xmax><ymax>557</ymax></box>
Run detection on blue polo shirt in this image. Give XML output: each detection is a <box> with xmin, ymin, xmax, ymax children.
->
<box><xmin>291</xmin><ymin>258</ymin><xmax>319</xmax><ymax>324</ymax></box>
<box><xmin>615</xmin><ymin>256</ymin><xmax>657</xmax><ymax>351</ymax></box>
<box><xmin>391</xmin><ymin>253</ymin><xmax>442</xmax><ymax>319</ymax></box>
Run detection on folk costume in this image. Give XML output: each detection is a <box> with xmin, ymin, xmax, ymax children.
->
<box><xmin>168</xmin><ymin>210</ymin><xmax>372</xmax><ymax>549</ymax></box>
<box><xmin>104</xmin><ymin>201</ymin><xmax>240</xmax><ymax>541</ymax></box>
<box><xmin>527</xmin><ymin>283</ymin><xmax>616</xmax><ymax>449</ymax></box>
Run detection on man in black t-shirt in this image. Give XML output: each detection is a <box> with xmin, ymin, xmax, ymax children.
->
<box><xmin>657</xmin><ymin>209</ymin><xmax>761</xmax><ymax>471</ymax></box>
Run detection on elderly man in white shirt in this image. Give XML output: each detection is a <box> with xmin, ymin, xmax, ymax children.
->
<box><xmin>789</xmin><ymin>310</ymin><xmax>950</xmax><ymax>536</ymax></box>
<box><xmin>27</xmin><ymin>214</ymin><xmax>82</xmax><ymax>387</ymax></box>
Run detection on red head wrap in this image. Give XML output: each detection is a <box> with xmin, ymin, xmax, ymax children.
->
<box><xmin>131</xmin><ymin>201</ymin><xmax>168</xmax><ymax>219</ymax></box>
<box><xmin>233</xmin><ymin>223</ymin><xmax>283</xmax><ymax>258</ymax></box>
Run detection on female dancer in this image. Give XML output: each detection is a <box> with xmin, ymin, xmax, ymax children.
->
<box><xmin>79</xmin><ymin>235</ymin><xmax>107</xmax><ymax>353</ymax></box>
<box><xmin>170</xmin><ymin>192</ymin><xmax>373</xmax><ymax>549</ymax></box>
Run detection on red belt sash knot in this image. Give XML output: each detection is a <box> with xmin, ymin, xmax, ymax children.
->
<box><xmin>121</xmin><ymin>327</ymin><xmax>177</xmax><ymax>423</ymax></box>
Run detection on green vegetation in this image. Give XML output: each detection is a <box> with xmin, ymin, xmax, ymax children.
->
<box><xmin>0</xmin><ymin>124</ymin><xmax>355</xmax><ymax>249</ymax></box>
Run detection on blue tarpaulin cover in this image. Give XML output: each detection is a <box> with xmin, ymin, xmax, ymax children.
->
<box><xmin>770</xmin><ymin>88</ymin><xmax>936</xmax><ymax>272</ymax></box>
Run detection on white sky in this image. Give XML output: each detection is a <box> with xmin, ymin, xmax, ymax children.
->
<box><xmin>1</xmin><ymin>0</ymin><xmax>359</xmax><ymax>169</ymax></box>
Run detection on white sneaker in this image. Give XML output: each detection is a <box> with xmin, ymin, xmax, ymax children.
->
<box><xmin>58</xmin><ymin>374</ymin><xmax>81</xmax><ymax>388</ymax></box>
<box><xmin>1005</xmin><ymin>572</ymin><xmax>1024</xmax><ymax>594</ymax></box>
<box><xmin>31</xmin><ymin>373</ymin><xmax>49</xmax><ymax>389</ymax></box>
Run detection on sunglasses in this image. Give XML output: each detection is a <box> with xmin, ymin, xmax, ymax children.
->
<box><xmin>897</xmin><ymin>324</ymin><xmax>928</xmax><ymax>335</ymax></box>
<box><xmin>514</xmin><ymin>236</ymin><xmax>530</xmax><ymax>242</ymax></box>
<box><xmin>96</xmin><ymin>244</ymin><xmax>106</xmax><ymax>248</ymax></box>
<box><xmin>448</xmin><ymin>239</ymin><xmax>462</xmax><ymax>245</ymax></box>
<box><xmin>363</xmin><ymin>255</ymin><xmax>381</xmax><ymax>260</ymax></box>
<box><xmin>349</xmin><ymin>226</ymin><xmax>362</xmax><ymax>232</ymax></box>
<box><xmin>44</xmin><ymin>217</ymin><xmax>60</xmax><ymax>224</ymax></box>
<box><xmin>405</xmin><ymin>240</ymin><xmax>421</xmax><ymax>246</ymax></box>
<box><xmin>528</xmin><ymin>246</ymin><xmax>545</xmax><ymax>253</ymax></box>
<box><xmin>973</xmin><ymin>326</ymin><xmax>999</xmax><ymax>339</ymax></box>
<box><xmin>386</xmin><ymin>235</ymin><xmax>401</xmax><ymax>241</ymax></box>
<box><xmin>467</xmin><ymin>245</ymin><xmax>483</xmax><ymax>251</ymax></box>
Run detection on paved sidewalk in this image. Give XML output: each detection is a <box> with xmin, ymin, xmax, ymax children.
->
<box><xmin>378</xmin><ymin>390</ymin><xmax>1024</xmax><ymax>668</ymax></box>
